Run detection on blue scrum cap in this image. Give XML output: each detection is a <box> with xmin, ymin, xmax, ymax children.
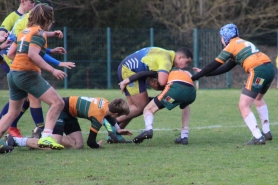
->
<box><xmin>219</xmin><ymin>23</ymin><xmax>239</xmax><ymax>45</ymax></box>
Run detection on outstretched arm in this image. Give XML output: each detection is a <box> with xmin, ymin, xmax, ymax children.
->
<box><xmin>191</xmin><ymin>60</ymin><xmax>222</xmax><ymax>81</ymax></box>
<box><xmin>206</xmin><ymin>59</ymin><xmax>237</xmax><ymax>76</ymax></box>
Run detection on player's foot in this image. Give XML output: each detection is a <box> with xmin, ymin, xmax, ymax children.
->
<box><xmin>244</xmin><ymin>136</ymin><xmax>266</xmax><ymax>145</ymax></box>
<box><xmin>0</xmin><ymin>139</ymin><xmax>14</xmax><ymax>154</ymax></box>
<box><xmin>8</xmin><ymin>127</ymin><xmax>22</xmax><ymax>138</ymax></box>
<box><xmin>174</xmin><ymin>137</ymin><xmax>189</xmax><ymax>145</ymax></box>
<box><xmin>4</xmin><ymin>134</ymin><xmax>18</xmax><ymax>147</ymax></box>
<box><xmin>106</xmin><ymin>134</ymin><xmax>133</xmax><ymax>144</ymax></box>
<box><xmin>31</xmin><ymin>127</ymin><xmax>43</xmax><ymax>139</ymax></box>
<box><xmin>262</xmin><ymin>131</ymin><xmax>272</xmax><ymax>141</ymax></box>
<box><xmin>38</xmin><ymin>136</ymin><xmax>64</xmax><ymax>150</ymax></box>
<box><xmin>133</xmin><ymin>129</ymin><xmax>153</xmax><ymax>144</ymax></box>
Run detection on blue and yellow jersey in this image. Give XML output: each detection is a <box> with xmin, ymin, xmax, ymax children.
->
<box><xmin>68</xmin><ymin>96</ymin><xmax>109</xmax><ymax>133</ymax></box>
<box><xmin>215</xmin><ymin>37</ymin><xmax>271</xmax><ymax>72</ymax></box>
<box><xmin>13</xmin><ymin>12</ymin><xmax>29</xmax><ymax>36</ymax></box>
<box><xmin>0</xmin><ymin>10</ymin><xmax>23</xmax><ymax>33</ymax></box>
<box><xmin>122</xmin><ymin>47</ymin><xmax>175</xmax><ymax>74</ymax></box>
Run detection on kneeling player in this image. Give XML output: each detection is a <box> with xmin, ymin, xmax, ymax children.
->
<box><xmin>6</xmin><ymin>96</ymin><xmax>132</xmax><ymax>149</ymax></box>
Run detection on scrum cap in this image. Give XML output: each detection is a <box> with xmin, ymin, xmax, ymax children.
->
<box><xmin>219</xmin><ymin>23</ymin><xmax>239</xmax><ymax>45</ymax></box>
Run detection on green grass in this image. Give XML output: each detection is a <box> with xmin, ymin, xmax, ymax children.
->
<box><xmin>1</xmin><ymin>89</ymin><xmax>278</xmax><ymax>185</ymax></box>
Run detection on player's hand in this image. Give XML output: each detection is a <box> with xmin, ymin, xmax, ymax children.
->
<box><xmin>117</xmin><ymin>129</ymin><xmax>133</xmax><ymax>136</ymax></box>
<box><xmin>192</xmin><ymin>67</ymin><xmax>202</xmax><ymax>72</ymax></box>
<box><xmin>118</xmin><ymin>79</ymin><xmax>130</xmax><ymax>94</ymax></box>
<box><xmin>52</xmin><ymin>69</ymin><xmax>67</xmax><ymax>80</ymax></box>
<box><xmin>0</xmin><ymin>39</ymin><xmax>12</xmax><ymax>50</ymax></box>
<box><xmin>50</xmin><ymin>47</ymin><xmax>66</xmax><ymax>54</ymax></box>
<box><xmin>97</xmin><ymin>140</ymin><xmax>104</xmax><ymax>148</ymax></box>
<box><xmin>0</xmin><ymin>32</ymin><xmax>9</xmax><ymax>43</ymax></box>
<box><xmin>53</xmin><ymin>30</ymin><xmax>63</xmax><ymax>38</ymax></box>
<box><xmin>59</xmin><ymin>62</ymin><xmax>76</xmax><ymax>69</ymax></box>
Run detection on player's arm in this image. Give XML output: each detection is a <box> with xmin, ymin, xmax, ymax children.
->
<box><xmin>157</xmin><ymin>71</ymin><xmax>168</xmax><ymax>86</ymax></box>
<box><xmin>191</xmin><ymin>60</ymin><xmax>222</xmax><ymax>81</ymax></box>
<box><xmin>45</xmin><ymin>30</ymin><xmax>63</xmax><ymax>38</ymax></box>
<box><xmin>7</xmin><ymin>42</ymin><xmax>17</xmax><ymax>60</ymax></box>
<box><xmin>118</xmin><ymin>71</ymin><xmax>158</xmax><ymax>93</ymax></box>
<box><xmin>86</xmin><ymin>130</ymin><xmax>103</xmax><ymax>148</ymax></box>
<box><xmin>206</xmin><ymin>59</ymin><xmax>237</xmax><ymax>76</ymax></box>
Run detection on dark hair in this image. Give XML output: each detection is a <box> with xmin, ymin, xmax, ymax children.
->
<box><xmin>108</xmin><ymin>98</ymin><xmax>130</xmax><ymax>116</ymax></box>
<box><xmin>27</xmin><ymin>4</ymin><xmax>53</xmax><ymax>30</ymax></box>
<box><xmin>35</xmin><ymin>0</ymin><xmax>53</xmax><ymax>7</ymax></box>
<box><xmin>176</xmin><ymin>47</ymin><xmax>193</xmax><ymax>59</ymax></box>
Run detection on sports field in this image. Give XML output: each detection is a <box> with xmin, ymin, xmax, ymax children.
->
<box><xmin>1</xmin><ymin>89</ymin><xmax>278</xmax><ymax>185</ymax></box>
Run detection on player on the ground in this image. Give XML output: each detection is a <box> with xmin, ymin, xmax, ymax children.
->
<box><xmin>191</xmin><ymin>23</ymin><xmax>274</xmax><ymax>145</ymax></box>
<box><xmin>0</xmin><ymin>4</ymin><xmax>67</xmax><ymax>150</ymax></box>
<box><xmin>6</xmin><ymin>97</ymin><xmax>132</xmax><ymax>149</ymax></box>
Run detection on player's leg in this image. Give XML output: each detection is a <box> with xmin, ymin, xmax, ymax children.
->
<box><xmin>7</xmin><ymin>99</ymin><xmax>30</xmax><ymax>137</ymax></box>
<box><xmin>19</xmin><ymin>71</ymin><xmax>64</xmax><ymax>149</ymax></box>
<box><xmin>241</xmin><ymin>63</ymin><xmax>274</xmax><ymax>145</ymax></box>
<box><xmin>28</xmin><ymin>93</ymin><xmax>44</xmax><ymax>138</ymax></box>
<box><xmin>254</xmin><ymin>94</ymin><xmax>272</xmax><ymax>140</ymax></box>
<box><xmin>133</xmin><ymin>99</ymin><xmax>160</xmax><ymax>144</ymax></box>
<box><xmin>60</xmin><ymin>118</ymin><xmax>83</xmax><ymax>149</ymax></box>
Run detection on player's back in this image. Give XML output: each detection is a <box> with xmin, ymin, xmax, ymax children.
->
<box><xmin>68</xmin><ymin>96</ymin><xmax>109</xmax><ymax>123</ymax></box>
<box><xmin>168</xmin><ymin>68</ymin><xmax>194</xmax><ymax>86</ymax></box>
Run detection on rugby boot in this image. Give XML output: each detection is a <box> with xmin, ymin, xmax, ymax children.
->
<box><xmin>38</xmin><ymin>136</ymin><xmax>64</xmax><ymax>150</ymax></box>
<box><xmin>8</xmin><ymin>127</ymin><xmax>22</xmax><ymax>138</ymax></box>
<box><xmin>106</xmin><ymin>133</ymin><xmax>133</xmax><ymax>144</ymax></box>
<box><xmin>31</xmin><ymin>127</ymin><xmax>43</xmax><ymax>139</ymax></box>
<box><xmin>0</xmin><ymin>139</ymin><xmax>13</xmax><ymax>154</ymax></box>
<box><xmin>262</xmin><ymin>131</ymin><xmax>272</xmax><ymax>141</ymax></box>
<box><xmin>4</xmin><ymin>134</ymin><xmax>18</xmax><ymax>147</ymax></box>
<box><xmin>133</xmin><ymin>129</ymin><xmax>153</xmax><ymax>144</ymax></box>
<box><xmin>244</xmin><ymin>135</ymin><xmax>266</xmax><ymax>145</ymax></box>
<box><xmin>174</xmin><ymin>137</ymin><xmax>189</xmax><ymax>145</ymax></box>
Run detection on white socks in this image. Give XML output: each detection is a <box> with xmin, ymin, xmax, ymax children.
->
<box><xmin>256</xmin><ymin>105</ymin><xmax>270</xmax><ymax>134</ymax></box>
<box><xmin>181</xmin><ymin>127</ymin><xmax>189</xmax><ymax>138</ymax></box>
<box><xmin>244</xmin><ymin>112</ymin><xmax>262</xmax><ymax>139</ymax></box>
<box><xmin>13</xmin><ymin>137</ymin><xmax>28</xmax><ymax>147</ymax></box>
<box><xmin>41</xmin><ymin>128</ymin><xmax>53</xmax><ymax>138</ymax></box>
<box><xmin>144</xmin><ymin>111</ymin><xmax>154</xmax><ymax>130</ymax></box>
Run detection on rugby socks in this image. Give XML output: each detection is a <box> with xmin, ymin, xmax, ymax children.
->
<box><xmin>256</xmin><ymin>105</ymin><xmax>270</xmax><ymax>134</ymax></box>
<box><xmin>0</xmin><ymin>102</ymin><xmax>9</xmax><ymax>119</ymax></box>
<box><xmin>13</xmin><ymin>137</ymin><xmax>28</xmax><ymax>147</ymax></box>
<box><xmin>30</xmin><ymin>107</ymin><xmax>45</xmax><ymax>129</ymax></box>
<box><xmin>181</xmin><ymin>127</ymin><xmax>189</xmax><ymax>138</ymax></box>
<box><xmin>10</xmin><ymin>100</ymin><xmax>30</xmax><ymax>128</ymax></box>
<box><xmin>41</xmin><ymin>129</ymin><xmax>53</xmax><ymax>138</ymax></box>
<box><xmin>144</xmin><ymin>111</ymin><xmax>153</xmax><ymax>130</ymax></box>
<box><xmin>244</xmin><ymin>112</ymin><xmax>262</xmax><ymax>139</ymax></box>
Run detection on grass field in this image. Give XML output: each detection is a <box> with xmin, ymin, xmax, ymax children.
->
<box><xmin>1</xmin><ymin>89</ymin><xmax>278</xmax><ymax>185</ymax></box>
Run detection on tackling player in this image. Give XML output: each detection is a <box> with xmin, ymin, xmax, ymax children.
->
<box><xmin>191</xmin><ymin>23</ymin><xmax>274</xmax><ymax>145</ymax></box>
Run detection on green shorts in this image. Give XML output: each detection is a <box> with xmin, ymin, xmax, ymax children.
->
<box><xmin>243</xmin><ymin>62</ymin><xmax>275</xmax><ymax>98</ymax></box>
<box><xmin>156</xmin><ymin>82</ymin><xmax>196</xmax><ymax>110</ymax></box>
<box><xmin>53</xmin><ymin>111</ymin><xmax>81</xmax><ymax>136</ymax></box>
<box><xmin>8</xmin><ymin>70</ymin><xmax>51</xmax><ymax>100</ymax></box>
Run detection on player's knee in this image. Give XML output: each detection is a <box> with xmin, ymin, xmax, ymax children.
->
<box><xmin>54</xmin><ymin>99</ymin><xmax>65</xmax><ymax>111</ymax></box>
<box><xmin>73</xmin><ymin>142</ymin><xmax>84</xmax><ymax>149</ymax></box>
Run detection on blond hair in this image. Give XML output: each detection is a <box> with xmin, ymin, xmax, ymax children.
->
<box><xmin>27</xmin><ymin>4</ymin><xmax>53</xmax><ymax>30</ymax></box>
<box><xmin>108</xmin><ymin>98</ymin><xmax>130</xmax><ymax>116</ymax></box>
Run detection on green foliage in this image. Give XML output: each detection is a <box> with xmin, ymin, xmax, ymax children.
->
<box><xmin>1</xmin><ymin>89</ymin><xmax>278</xmax><ymax>185</ymax></box>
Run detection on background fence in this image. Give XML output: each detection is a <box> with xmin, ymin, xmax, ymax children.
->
<box><xmin>0</xmin><ymin>27</ymin><xmax>277</xmax><ymax>89</ymax></box>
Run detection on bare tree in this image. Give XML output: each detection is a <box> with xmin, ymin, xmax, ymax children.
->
<box><xmin>146</xmin><ymin>0</ymin><xmax>278</xmax><ymax>41</ymax></box>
